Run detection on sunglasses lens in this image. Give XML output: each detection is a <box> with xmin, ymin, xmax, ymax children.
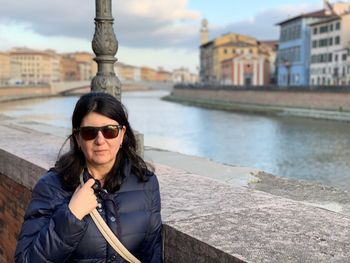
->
<box><xmin>80</xmin><ymin>127</ymin><xmax>98</xmax><ymax>140</ymax></box>
<box><xmin>78</xmin><ymin>126</ymin><xmax>120</xmax><ymax>140</ymax></box>
<box><xmin>102</xmin><ymin>126</ymin><xmax>119</xmax><ymax>139</ymax></box>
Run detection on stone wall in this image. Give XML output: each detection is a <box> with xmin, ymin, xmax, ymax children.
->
<box><xmin>0</xmin><ymin>173</ymin><xmax>31</xmax><ymax>263</ymax></box>
<box><xmin>171</xmin><ymin>87</ymin><xmax>350</xmax><ymax>111</ymax></box>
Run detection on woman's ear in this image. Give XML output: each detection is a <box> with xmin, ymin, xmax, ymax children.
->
<box><xmin>73</xmin><ymin>131</ymin><xmax>80</xmax><ymax>149</ymax></box>
<box><xmin>120</xmin><ymin>126</ymin><xmax>126</xmax><ymax>143</ymax></box>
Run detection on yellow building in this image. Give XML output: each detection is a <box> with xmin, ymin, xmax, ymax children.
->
<box><xmin>156</xmin><ymin>67</ymin><xmax>172</xmax><ymax>82</ymax></box>
<box><xmin>10</xmin><ymin>48</ymin><xmax>60</xmax><ymax>85</ymax></box>
<box><xmin>0</xmin><ymin>52</ymin><xmax>11</xmax><ymax>85</ymax></box>
<box><xmin>115</xmin><ymin>63</ymin><xmax>141</xmax><ymax>82</ymax></box>
<box><xmin>60</xmin><ymin>54</ymin><xmax>79</xmax><ymax>81</ymax></box>
<box><xmin>60</xmin><ymin>52</ymin><xmax>96</xmax><ymax>81</ymax></box>
<box><xmin>141</xmin><ymin>66</ymin><xmax>157</xmax><ymax>81</ymax></box>
<box><xmin>199</xmin><ymin>19</ymin><xmax>278</xmax><ymax>84</ymax></box>
<box><xmin>200</xmin><ymin>32</ymin><xmax>261</xmax><ymax>83</ymax></box>
<box><xmin>73</xmin><ymin>52</ymin><xmax>97</xmax><ymax>80</ymax></box>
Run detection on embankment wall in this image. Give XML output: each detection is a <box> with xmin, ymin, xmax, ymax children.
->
<box><xmin>170</xmin><ymin>87</ymin><xmax>350</xmax><ymax>111</ymax></box>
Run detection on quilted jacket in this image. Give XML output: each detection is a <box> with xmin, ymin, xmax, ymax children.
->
<box><xmin>14</xmin><ymin>166</ymin><xmax>162</xmax><ymax>263</ymax></box>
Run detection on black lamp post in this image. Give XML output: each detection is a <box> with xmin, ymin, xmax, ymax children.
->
<box><xmin>91</xmin><ymin>0</ymin><xmax>121</xmax><ymax>100</ymax></box>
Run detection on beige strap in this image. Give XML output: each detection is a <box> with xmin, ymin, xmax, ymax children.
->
<box><xmin>80</xmin><ymin>173</ymin><xmax>141</xmax><ymax>263</ymax></box>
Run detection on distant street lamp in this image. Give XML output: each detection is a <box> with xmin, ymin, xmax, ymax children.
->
<box><xmin>283</xmin><ymin>59</ymin><xmax>291</xmax><ymax>86</ymax></box>
<box><xmin>91</xmin><ymin>0</ymin><xmax>121</xmax><ymax>100</ymax></box>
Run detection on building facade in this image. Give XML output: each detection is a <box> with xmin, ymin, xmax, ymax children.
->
<box><xmin>172</xmin><ymin>67</ymin><xmax>198</xmax><ymax>83</ymax></box>
<box><xmin>0</xmin><ymin>52</ymin><xmax>20</xmax><ymax>85</ymax></box>
<box><xmin>199</xmin><ymin>19</ymin><xmax>276</xmax><ymax>85</ymax></box>
<box><xmin>310</xmin><ymin>13</ymin><xmax>350</xmax><ymax>85</ymax></box>
<box><xmin>9</xmin><ymin>48</ymin><xmax>60</xmax><ymax>85</ymax></box>
<box><xmin>221</xmin><ymin>54</ymin><xmax>270</xmax><ymax>86</ymax></box>
<box><xmin>200</xmin><ymin>33</ymin><xmax>262</xmax><ymax>83</ymax></box>
<box><xmin>277</xmin><ymin>1</ymin><xmax>350</xmax><ymax>86</ymax></box>
<box><xmin>115</xmin><ymin>63</ymin><xmax>141</xmax><ymax>82</ymax></box>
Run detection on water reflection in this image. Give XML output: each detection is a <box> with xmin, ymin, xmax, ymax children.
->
<box><xmin>1</xmin><ymin>91</ymin><xmax>350</xmax><ymax>191</ymax></box>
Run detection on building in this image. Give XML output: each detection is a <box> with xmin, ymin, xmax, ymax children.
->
<box><xmin>310</xmin><ymin>12</ymin><xmax>350</xmax><ymax>85</ymax></box>
<box><xmin>141</xmin><ymin>66</ymin><xmax>157</xmax><ymax>81</ymax></box>
<box><xmin>73</xmin><ymin>52</ymin><xmax>97</xmax><ymax>81</ymax></box>
<box><xmin>0</xmin><ymin>52</ymin><xmax>21</xmax><ymax>85</ymax></box>
<box><xmin>10</xmin><ymin>48</ymin><xmax>60</xmax><ymax>85</ymax></box>
<box><xmin>276</xmin><ymin>0</ymin><xmax>350</xmax><ymax>86</ymax></box>
<box><xmin>60</xmin><ymin>54</ymin><xmax>79</xmax><ymax>81</ymax></box>
<box><xmin>172</xmin><ymin>67</ymin><xmax>198</xmax><ymax>83</ymax></box>
<box><xmin>200</xmin><ymin>32</ymin><xmax>261</xmax><ymax>83</ymax></box>
<box><xmin>221</xmin><ymin>54</ymin><xmax>270</xmax><ymax>86</ymax></box>
<box><xmin>156</xmin><ymin>68</ymin><xmax>172</xmax><ymax>82</ymax></box>
<box><xmin>115</xmin><ymin>63</ymin><xmax>141</xmax><ymax>82</ymax></box>
<box><xmin>60</xmin><ymin>52</ymin><xmax>96</xmax><ymax>81</ymax></box>
<box><xmin>260</xmin><ymin>40</ymin><xmax>278</xmax><ymax>84</ymax></box>
<box><xmin>199</xmin><ymin>19</ymin><xmax>276</xmax><ymax>85</ymax></box>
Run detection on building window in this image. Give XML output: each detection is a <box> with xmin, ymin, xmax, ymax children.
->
<box><xmin>335</xmin><ymin>54</ymin><xmax>338</xmax><ymax>61</ymax></box>
<box><xmin>336</xmin><ymin>22</ymin><xmax>341</xmax><ymax>30</ymax></box>
<box><xmin>295</xmin><ymin>74</ymin><xmax>300</xmax><ymax>84</ymax></box>
<box><xmin>313</xmin><ymin>27</ymin><xmax>318</xmax><ymax>35</ymax></box>
<box><xmin>224</xmin><ymin>49</ymin><xmax>227</xmax><ymax>54</ymax></box>
<box><xmin>330</xmin><ymin>24</ymin><xmax>333</xmax><ymax>31</ymax></box>
<box><xmin>342</xmin><ymin>54</ymin><xmax>347</xmax><ymax>61</ymax></box>
<box><xmin>320</xmin><ymin>25</ymin><xmax>328</xmax><ymax>33</ymax></box>
<box><xmin>312</xmin><ymin>40</ymin><xmax>317</xmax><ymax>48</ymax></box>
<box><xmin>328</xmin><ymin>53</ymin><xmax>332</xmax><ymax>62</ymax></box>
<box><xmin>329</xmin><ymin>37</ymin><xmax>333</xmax><ymax>46</ymax></box>
<box><xmin>335</xmin><ymin>36</ymin><xmax>340</xmax><ymax>45</ymax></box>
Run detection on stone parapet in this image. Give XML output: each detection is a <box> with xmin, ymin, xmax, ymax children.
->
<box><xmin>1</xmin><ymin>116</ymin><xmax>350</xmax><ymax>262</ymax></box>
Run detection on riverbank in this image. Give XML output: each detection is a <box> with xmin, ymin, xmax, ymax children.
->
<box><xmin>164</xmin><ymin>86</ymin><xmax>350</xmax><ymax>122</ymax></box>
<box><xmin>0</xmin><ymin>82</ymin><xmax>153</xmax><ymax>103</ymax></box>
<box><xmin>2</xmin><ymin>112</ymin><xmax>350</xmax><ymax>216</ymax></box>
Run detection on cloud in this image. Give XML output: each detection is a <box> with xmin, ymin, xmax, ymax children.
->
<box><xmin>0</xmin><ymin>0</ymin><xmax>201</xmax><ymax>49</ymax></box>
<box><xmin>209</xmin><ymin>3</ymin><xmax>320</xmax><ymax>41</ymax></box>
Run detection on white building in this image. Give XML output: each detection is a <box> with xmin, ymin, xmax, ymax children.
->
<box><xmin>309</xmin><ymin>5</ymin><xmax>350</xmax><ymax>85</ymax></box>
<box><xmin>172</xmin><ymin>68</ymin><xmax>198</xmax><ymax>83</ymax></box>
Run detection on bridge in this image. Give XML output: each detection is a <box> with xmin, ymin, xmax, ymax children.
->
<box><xmin>0</xmin><ymin>80</ymin><xmax>174</xmax><ymax>102</ymax></box>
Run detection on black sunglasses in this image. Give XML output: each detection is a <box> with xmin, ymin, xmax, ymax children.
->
<box><xmin>75</xmin><ymin>125</ymin><xmax>123</xmax><ymax>140</ymax></box>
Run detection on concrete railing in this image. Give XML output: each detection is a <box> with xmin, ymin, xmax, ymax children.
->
<box><xmin>1</xmin><ymin>115</ymin><xmax>350</xmax><ymax>262</ymax></box>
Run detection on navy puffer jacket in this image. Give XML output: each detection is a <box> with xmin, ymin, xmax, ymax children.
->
<box><xmin>15</xmin><ymin>167</ymin><xmax>162</xmax><ymax>263</ymax></box>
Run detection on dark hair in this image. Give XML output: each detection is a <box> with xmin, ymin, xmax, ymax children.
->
<box><xmin>54</xmin><ymin>92</ymin><xmax>152</xmax><ymax>192</ymax></box>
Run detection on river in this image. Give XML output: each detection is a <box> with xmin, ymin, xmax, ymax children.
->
<box><xmin>1</xmin><ymin>90</ymin><xmax>350</xmax><ymax>191</ymax></box>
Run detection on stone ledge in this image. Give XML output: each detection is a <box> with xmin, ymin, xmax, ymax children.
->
<box><xmin>1</xmin><ymin>121</ymin><xmax>350</xmax><ymax>262</ymax></box>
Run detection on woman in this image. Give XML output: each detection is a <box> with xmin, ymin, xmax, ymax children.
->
<box><xmin>15</xmin><ymin>92</ymin><xmax>162</xmax><ymax>262</ymax></box>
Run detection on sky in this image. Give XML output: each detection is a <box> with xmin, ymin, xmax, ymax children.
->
<box><xmin>0</xmin><ymin>0</ymin><xmax>328</xmax><ymax>72</ymax></box>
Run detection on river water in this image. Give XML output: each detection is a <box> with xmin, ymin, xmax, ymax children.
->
<box><xmin>1</xmin><ymin>90</ymin><xmax>350</xmax><ymax>191</ymax></box>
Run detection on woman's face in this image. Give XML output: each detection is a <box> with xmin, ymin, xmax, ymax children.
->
<box><xmin>75</xmin><ymin>112</ymin><xmax>125</xmax><ymax>171</ymax></box>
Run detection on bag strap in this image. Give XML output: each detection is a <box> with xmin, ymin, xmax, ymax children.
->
<box><xmin>80</xmin><ymin>172</ymin><xmax>141</xmax><ymax>263</ymax></box>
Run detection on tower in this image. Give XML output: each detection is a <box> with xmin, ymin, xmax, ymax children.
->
<box><xmin>200</xmin><ymin>19</ymin><xmax>209</xmax><ymax>45</ymax></box>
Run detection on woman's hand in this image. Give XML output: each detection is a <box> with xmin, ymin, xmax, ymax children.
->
<box><xmin>68</xmin><ymin>179</ymin><xmax>98</xmax><ymax>220</ymax></box>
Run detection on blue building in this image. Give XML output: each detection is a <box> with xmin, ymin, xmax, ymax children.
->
<box><xmin>276</xmin><ymin>10</ymin><xmax>330</xmax><ymax>86</ymax></box>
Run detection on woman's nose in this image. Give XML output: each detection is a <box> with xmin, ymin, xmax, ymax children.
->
<box><xmin>94</xmin><ymin>131</ymin><xmax>105</xmax><ymax>143</ymax></box>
